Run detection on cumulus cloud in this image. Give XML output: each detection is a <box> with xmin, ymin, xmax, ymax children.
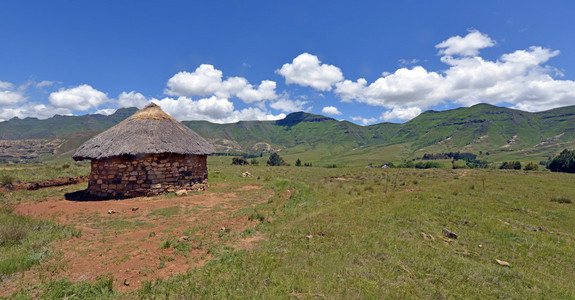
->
<box><xmin>436</xmin><ymin>29</ymin><xmax>495</xmax><ymax>56</ymax></box>
<box><xmin>0</xmin><ymin>103</ymin><xmax>71</xmax><ymax>121</ymax></box>
<box><xmin>380</xmin><ymin>106</ymin><xmax>422</xmax><ymax>121</ymax></box>
<box><xmin>277</xmin><ymin>53</ymin><xmax>343</xmax><ymax>91</ymax></box>
<box><xmin>151</xmin><ymin>96</ymin><xmax>285</xmax><ymax>123</ymax></box>
<box><xmin>118</xmin><ymin>91</ymin><xmax>149</xmax><ymax>108</ymax></box>
<box><xmin>0</xmin><ymin>81</ymin><xmax>27</xmax><ymax>106</ymax></box>
<box><xmin>49</xmin><ymin>84</ymin><xmax>109</xmax><ymax>111</ymax></box>
<box><xmin>321</xmin><ymin>106</ymin><xmax>342</xmax><ymax>115</ymax></box>
<box><xmin>270</xmin><ymin>98</ymin><xmax>308</xmax><ymax>112</ymax></box>
<box><xmin>165</xmin><ymin>64</ymin><xmax>278</xmax><ymax>103</ymax></box>
<box><xmin>350</xmin><ymin>116</ymin><xmax>378</xmax><ymax>126</ymax></box>
<box><xmin>334</xmin><ymin>30</ymin><xmax>575</xmax><ymax>118</ymax></box>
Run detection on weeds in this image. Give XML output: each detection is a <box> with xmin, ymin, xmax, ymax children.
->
<box><xmin>551</xmin><ymin>196</ymin><xmax>572</xmax><ymax>204</ymax></box>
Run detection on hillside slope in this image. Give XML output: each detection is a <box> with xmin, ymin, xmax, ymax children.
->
<box><xmin>1</xmin><ymin>104</ymin><xmax>574</xmax><ymax>165</ymax></box>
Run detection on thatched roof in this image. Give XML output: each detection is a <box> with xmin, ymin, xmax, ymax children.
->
<box><xmin>73</xmin><ymin>103</ymin><xmax>215</xmax><ymax>160</ymax></box>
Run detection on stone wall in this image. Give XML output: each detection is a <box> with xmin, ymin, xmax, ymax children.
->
<box><xmin>88</xmin><ymin>153</ymin><xmax>208</xmax><ymax>198</ymax></box>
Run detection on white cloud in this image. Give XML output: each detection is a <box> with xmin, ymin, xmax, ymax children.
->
<box><xmin>436</xmin><ymin>29</ymin><xmax>495</xmax><ymax>56</ymax></box>
<box><xmin>363</xmin><ymin>66</ymin><xmax>444</xmax><ymax>107</ymax></box>
<box><xmin>269</xmin><ymin>98</ymin><xmax>308</xmax><ymax>112</ymax></box>
<box><xmin>321</xmin><ymin>106</ymin><xmax>342</xmax><ymax>115</ymax></box>
<box><xmin>151</xmin><ymin>96</ymin><xmax>285</xmax><ymax>123</ymax></box>
<box><xmin>277</xmin><ymin>53</ymin><xmax>344</xmax><ymax>91</ymax></box>
<box><xmin>0</xmin><ymin>81</ymin><xmax>14</xmax><ymax>90</ymax></box>
<box><xmin>0</xmin><ymin>103</ymin><xmax>71</xmax><ymax>121</ymax></box>
<box><xmin>118</xmin><ymin>91</ymin><xmax>149</xmax><ymax>108</ymax></box>
<box><xmin>94</xmin><ymin>108</ymin><xmax>117</xmax><ymax>116</ymax></box>
<box><xmin>236</xmin><ymin>80</ymin><xmax>278</xmax><ymax>103</ymax></box>
<box><xmin>335</xmin><ymin>78</ymin><xmax>367</xmax><ymax>103</ymax></box>
<box><xmin>334</xmin><ymin>30</ymin><xmax>575</xmax><ymax>117</ymax></box>
<box><xmin>165</xmin><ymin>64</ymin><xmax>223</xmax><ymax>96</ymax></box>
<box><xmin>49</xmin><ymin>84</ymin><xmax>109</xmax><ymax>111</ymax></box>
<box><xmin>398</xmin><ymin>58</ymin><xmax>420</xmax><ymax>66</ymax></box>
<box><xmin>0</xmin><ymin>90</ymin><xmax>26</xmax><ymax>106</ymax></box>
<box><xmin>36</xmin><ymin>80</ymin><xmax>55</xmax><ymax>88</ymax></box>
<box><xmin>350</xmin><ymin>116</ymin><xmax>378</xmax><ymax>126</ymax></box>
<box><xmin>0</xmin><ymin>81</ymin><xmax>27</xmax><ymax>106</ymax></box>
<box><xmin>381</xmin><ymin>107</ymin><xmax>422</xmax><ymax>121</ymax></box>
<box><xmin>165</xmin><ymin>64</ymin><xmax>277</xmax><ymax>103</ymax></box>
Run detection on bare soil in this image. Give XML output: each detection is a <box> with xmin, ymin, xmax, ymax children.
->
<box><xmin>2</xmin><ymin>182</ymin><xmax>272</xmax><ymax>295</ymax></box>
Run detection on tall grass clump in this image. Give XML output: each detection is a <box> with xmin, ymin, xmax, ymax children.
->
<box><xmin>0</xmin><ymin>205</ymin><xmax>82</xmax><ymax>277</ymax></box>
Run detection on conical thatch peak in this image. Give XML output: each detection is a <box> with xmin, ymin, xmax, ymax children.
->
<box><xmin>128</xmin><ymin>103</ymin><xmax>175</xmax><ymax>121</ymax></box>
<box><xmin>73</xmin><ymin>103</ymin><xmax>215</xmax><ymax>160</ymax></box>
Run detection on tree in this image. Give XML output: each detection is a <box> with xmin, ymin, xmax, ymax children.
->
<box><xmin>549</xmin><ymin>149</ymin><xmax>575</xmax><ymax>173</ymax></box>
<box><xmin>295</xmin><ymin>158</ymin><xmax>302</xmax><ymax>166</ymax></box>
<box><xmin>267</xmin><ymin>152</ymin><xmax>284</xmax><ymax>166</ymax></box>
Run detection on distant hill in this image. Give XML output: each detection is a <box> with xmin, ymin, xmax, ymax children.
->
<box><xmin>1</xmin><ymin>104</ymin><xmax>574</xmax><ymax>166</ymax></box>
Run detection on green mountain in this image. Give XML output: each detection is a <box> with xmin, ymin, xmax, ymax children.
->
<box><xmin>1</xmin><ymin>104</ymin><xmax>574</xmax><ymax>166</ymax></box>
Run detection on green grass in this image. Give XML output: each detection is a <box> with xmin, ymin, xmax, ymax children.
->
<box><xmin>0</xmin><ymin>205</ymin><xmax>81</xmax><ymax>279</ymax></box>
<box><xmin>0</xmin><ymin>162</ymin><xmax>90</xmax><ymax>183</ymax></box>
<box><xmin>147</xmin><ymin>206</ymin><xmax>181</xmax><ymax>218</ymax></box>
<box><xmin>3</xmin><ymin>165</ymin><xmax>575</xmax><ymax>298</ymax></box>
<box><xmin>120</xmin><ymin>166</ymin><xmax>575</xmax><ymax>299</ymax></box>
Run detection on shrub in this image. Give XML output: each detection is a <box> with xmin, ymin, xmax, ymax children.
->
<box><xmin>551</xmin><ymin>196</ymin><xmax>572</xmax><ymax>204</ymax></box>
<box><xmin>0</xmin><ymin>174</ymin><xmax>14</xmax><ymax>186</ymax></box>
<box><xmin>523</xmin><ymin>162</ymin><xmax>539</xmax><ymax>171</ymax></box>
<box><xmin>250</xmin><ymin>158</ymin><xmax>259</xmax><ymax>165</ymax></box>
<box><xmin>231</xmin><ymin>157</ymin><xmax>249</xmax><ymax>165</ymax></box>
<box><xmin>0</xmin><ymin>223</ymin><xmax>28</xmax><ymax>246</ymax></box>
<box><xmin>500</xmin><ymin>161</ymin><xmax>522</xmax><ymax>170</ymax></box>
<box><xmin>414</xmin><ymin>161</ymin><xmax>443</xmax><ymax>169</ymax></box>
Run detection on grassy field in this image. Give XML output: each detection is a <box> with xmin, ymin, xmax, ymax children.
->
<box><xmin>1</xmin><ymin>163</ymin><xmax>574</xmax><ymax>298</ymax></box>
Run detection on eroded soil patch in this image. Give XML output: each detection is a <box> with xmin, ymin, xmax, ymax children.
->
<box><xmin>2</xmin><ymin>182</ymin><xmax>272</xmax><ymax>295</ymax></box>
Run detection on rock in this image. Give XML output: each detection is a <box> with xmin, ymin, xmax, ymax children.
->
<box><xmin>131</xmin><ymin>207</ymin><xmax>139</xmax><ymax>212</ymax></box>
<box><xmin>107</xmin><ymin>209</ymin><xmax>116</xmax><ymax>214</ymax></box>
<box><xmin>175</xmin><ymin>189</ymin><xmax>188</xmax><ymax>196</ymax></box>
<box><xmin>305</xmin><ymin>235</ymin><xmax>313</xmax><ymax>240</ymax></box>
<box><xmin>495</xmin><ymin>259</ymin><xmax>511</xmax><ymax>267</ymax></box>
<box><xmin>178</xmin><ymin>236</ymin><xmax>189</xmax><ymax>243</ymax></box>
<box><xmin>421</xmin><ymin>231</ymin><xmax>435</xmax><ymax>241</ymax></box>
<box><xmin>242</xmin><ymin>171</ymin><xmax>251</xmax><ymax>178</ymax></box>
<box><xmin>537</xmin><ymin>226</ymin><xmax>549</xmax><ymax>232</ymax></box>
<box><xmin>442</xmin><ymin>228</ymin><xmax>458</xmax><ymax>239</ymax></box>
<box><xmin>123</xmin><ymin>279</ymin><xmax>130</xmax><ymax>286</ymax></box>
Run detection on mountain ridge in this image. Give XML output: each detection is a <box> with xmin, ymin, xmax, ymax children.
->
<box><xmin>1</xmin><ymin>104</ymin><xmax>574</xmax><ymax>165</ymax></box>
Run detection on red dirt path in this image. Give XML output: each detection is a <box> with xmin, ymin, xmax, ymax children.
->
<box><xmin>2</xmin><ymin>183</ymin><xmax>271</xmax><ymax>295</ymax></box>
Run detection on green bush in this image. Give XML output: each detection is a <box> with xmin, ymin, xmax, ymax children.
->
<box><xmin>0</xmin><ymin>174</ymin><xmax>14</xmax><ymax>186</ymax></box>
<box><xmin>523</xmin><ymin>162</ymin><xmax>539</xmax><ymax>171</ymax></box>
<box><xmin>549</xmin><ymin>149</ymin><xmax>575</xmax><ymax>173</ymax></box>
<box><xmin>500</xmin><ymin>161</ymin><xmax>522</xmax><ymax>170</ymax></box>
<box><xmin>231</xmin><ymin>157</ymin><xmax>249</xmax><ymax>165</ymax></box>
<box><xmin>414</xmin><ymin>161</ymin><xmax>443</xmax><ymax>169</ymax></box>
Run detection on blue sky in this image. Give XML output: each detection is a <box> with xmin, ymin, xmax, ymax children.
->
<box><xmin>1</xmin><ymin>1</ymin><xmax>575</xmax><ymax>124</ymax></box>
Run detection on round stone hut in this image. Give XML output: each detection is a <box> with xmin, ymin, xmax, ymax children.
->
<box><xmin>73</xmin><ymin>103</ymin><xmax>215</xmax><ymax>198</ymax></box>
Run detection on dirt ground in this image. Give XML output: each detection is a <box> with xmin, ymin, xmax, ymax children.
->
<box><xmin>2</xmin><ymin>182</ymin><xmax>272</xmax><ymax>295</ymax></box>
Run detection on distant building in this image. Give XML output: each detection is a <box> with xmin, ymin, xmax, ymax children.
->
<box><xmin>73</xmin><ymin>103</ymin><xmax>215</xmax><ymax>198</ymax></box>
